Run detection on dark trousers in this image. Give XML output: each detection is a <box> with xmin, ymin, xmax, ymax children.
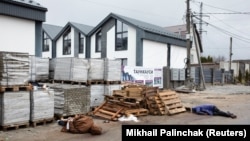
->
<box><xmin>213</xmin><ymin>106</ymin><xmax>231</xmax><ymax>117</ymax></box>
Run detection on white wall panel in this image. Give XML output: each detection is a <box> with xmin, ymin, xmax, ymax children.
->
<box><xmin>143</xmin><ymin>40</ymin><xmax>167</xmax><ymax>68</ymax></box>
<box><xmin>170</xmin><ymin>45</ymin><xmax>186</xmax><ymax>69</ymax></box>
<box><xmin>107</xmin><ymin>26</ymin><xmax>136</xmax><ymax>66</ymax></box>
<box><xmin>0</xmin><ymin>15</ymin><xmax>35</xmax><ymax>55</ymax></box>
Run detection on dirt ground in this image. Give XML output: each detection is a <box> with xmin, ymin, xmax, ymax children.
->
<box><xmin>1</xmin><ymin>84</ymin><xmax>250</xmax><ymax>141</ymax></box>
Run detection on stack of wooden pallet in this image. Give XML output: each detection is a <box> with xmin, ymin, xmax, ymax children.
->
<box><xmin>156</xmin><ymin>90</ymin><xmax>186</xmax><ymax>115</ymax></box>
<box><xmin>92</xmin><ymin>84</ymin><xmax>187</xmax><ymax>120</ymax></box>
<box><xmin>92</xmin><ymin>94</ymin><xmax>148</xmax><ymax>121</ymax></box>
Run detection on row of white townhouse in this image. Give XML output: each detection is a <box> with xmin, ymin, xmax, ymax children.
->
<box><xmin>0</xmin><ymin>0</ymin><xmax>201</xmax><ymax>69</ymax></box>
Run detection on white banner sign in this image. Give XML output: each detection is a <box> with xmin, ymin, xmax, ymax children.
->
<box><xmin>122</xmin><ymin>66</ymin><xmax>163</xmax><ymax>88</ymax></box>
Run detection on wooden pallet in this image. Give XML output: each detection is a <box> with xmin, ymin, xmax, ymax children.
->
<box><xmin>52</xmin><ymin>80</ymin><xmax>87</xmax><ymax>85</ymax></box>
<box><xmin>104</xmin><ymin>81</ymin><xmax>121</xmax><ymax>85</ymax></box>
<box><xmin>145</xmin><ymin>95</ymin><xmax>161</xmax><ymax>115</ymax></box>
<box><xmin>158</xmin><ymin>90</ymin><xmax>186</xmax><ymax>115</ymax></box>
<box><xmin>1</xmin><ymin>122</ymin><xmax>29</xmax><ymax>131</ymax></box>
<box><xmin>0</xmin><ymin>85</ymin><xmax>32</xmax><ymax>92</ymax></box>
<box><xmin>124</xmin><ymin>108</ymin><xmax>149</xmax><ymax>116</ymax></box>
<box><xmin>87</xmin><ymin>80</ymin><xmax>104</xmax><ymax>85</ymax></box>
<box><xmin>154</xmin><ymin>96</ymin><xmax>166</xmax><ymax>115</ymax></box>
<box><xmin>30</xmin><ymin>117</ymin><xmax>55</xmax><ymax>127</ymax></box>
<box><xmin>92</xmin><ymin>101</ymin><xmax>124</xmax><ymax>121</ymax></box>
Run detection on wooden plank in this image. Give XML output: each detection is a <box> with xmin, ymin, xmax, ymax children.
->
<box><xmin>94</xmin><ymin>112</ymin><xmax>117</xmax><ymax>121</ymax></box>
<box><xmin>31</xmin><ymin>118</ymin><xmax>54</xmax><ymax>127</ymax></box>
<box><xmin>163</xmin><ymin>99</ymin><xmax>181</xmax><ymax>105</ymax></box>
<box><xmin>168</xmin><ymin>107</ymin><xmax>186</xmax><ymax>114</ymax></box>
<box><xmin>93</xmin><ymin>101</ymin><xmax>107</xmax><ymax>114</ymax></box>
<box><xmin>160</xmin><ymin>95</ymin><xmax>179</xmax><ymax>101</ymax></box>
<box><xmin>1</xmin><ymin>122</ymin><xmax>29</xmax><ymax>131</ymax></box>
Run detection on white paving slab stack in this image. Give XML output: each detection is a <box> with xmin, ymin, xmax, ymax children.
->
<box><xmin>89</xmin><ymin>85</ymin><xmax>105</xmax><ymax>107</ymax></box>
<box><xmin>30</xmin><ymin>89</ymin><xmax>54</xmax><ymax>122</ymax></box>
<box><xmin>0</xmin><ymin>51</ymin><xmax>30</xmax><ymax>86</ymax></box>
<box><xmin>88</xmin><ymin>58</ymin><xmax>104</xmax><ymax>80</ymax></box>
<box><xmin>104</xmin><ymin>59</ymin><xmax>122</xmax><ymax>81</ymax></box>
<box><xmin>53</xmin><ymin>58</ymin><xmax>89</xmax><ymax>82</ymax></box>
<box><xmin>29</xmin><ymin>56</ymin><xmax>49</xmax><ymax>81</ymax></box>
<box><xmin>0</xmin><ymin>91</ymin><xmax>30</xmax><ymax>126</ymax></box>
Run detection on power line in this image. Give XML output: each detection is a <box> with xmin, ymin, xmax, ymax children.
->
<box><xmin>194</xmin><ymin>12</ymin><xmax>250</xmax><ymax>15</ymax></box>
<box><xmin>193</xmin><ymin>16</ymin><xmax>250</xmax><ymax>43</ymax></box>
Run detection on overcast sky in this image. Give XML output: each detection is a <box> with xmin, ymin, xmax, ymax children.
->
<box><xmin>35</xmin><ymin>0</ymin><xmax>250</xmax><ymax>61</ymax></box>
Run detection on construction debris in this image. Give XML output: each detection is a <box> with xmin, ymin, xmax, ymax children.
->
<box><xmin>92</xmin><ymin>84</ymin><xmax>186</xmax><ymax>121</ymax></box>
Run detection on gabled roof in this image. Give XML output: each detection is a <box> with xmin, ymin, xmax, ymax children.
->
<box><xmin>0</xmin><ymin>0</ymin><xmax>47</xmax><ymax>21</ymax></box>
<box><xmin>55</xmin><ymin>22</ymin><xmax>94</xmax><ymax>40</ymax></box>
<box><xmin>4</xmin><ymin>0</ymin><xmax>47</xmax><ymax>11</ymax></box>
<box><xmin>42</xmin><ymin>24</ymin><xmax>63</xmax><ymax>40</ymax></box>
<box><xmin>88</xmin><ymin>13</ymin><xmax>185</xmax><ymax>40</ymax></box>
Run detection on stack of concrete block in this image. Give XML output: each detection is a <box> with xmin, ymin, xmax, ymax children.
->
<box><xmin>0</xmin><ymin>51</ymin><xmax>30</xmax><ymax>86</ymax></box>
<box><xmin>50</xmin><ymin>84</ymin><xmax>90</xmax><ymax>117</ymax></box>
<box><xmin>89</xmin><ymin>85</ymin><xmax>105</xmax><ymax>107</ymax></box>
<box><xmin>0</xmin><ymin>91</ymin><xmax>30</xmax><ymax>126</ymax></box>
<box><xmin>52</xmin><ymin>58</ymin><xmax>89</xmax><ymax>82</ymax></box>
<box><xmin>104</xmin><ymin>59</ymin><xmax>121</xmax><ymax>81</ymax></box>
<box><xmin>30</xmin><ymin>89</ymin><xmax>54</xmax><ymax>121</ymax></box>
<box><xmin>88</xmin><ymin>59</ymin><xmax>104</xmax><ymax>80</ymax></box>
<box><xmin>29</xmin><ymin>56</ymin><xmax>49</xmax><ymax>81</ymax></box>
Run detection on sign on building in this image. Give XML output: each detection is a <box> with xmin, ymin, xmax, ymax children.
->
<box><xmin>122</xmin><ymin>66</ymin><xmax>163</xmax><ymax>88</ymax></box>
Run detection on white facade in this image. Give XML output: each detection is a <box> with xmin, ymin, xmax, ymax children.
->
<box><xmin>170</xmin><ymin>45</ymin><xmax>186</xmax><ymax>69</ymax></box>
<box><xmin>56</xmin><ymin>27</ymin><xmax>86</xmax><ymax>58</ymax></box>
<box><xmin>143</xmin><ymin>40</ymin><xmax>168</xmax><ymax>68</ymax></box>
<box><xmin>0</xmin><ymin>15</ymin><xmax>35</xmax><ymax>55</ymax></box>
<box><xmin>90</xmin><ymin>25</ymin><xmax>137</xmax><ymax>66</ymax></box>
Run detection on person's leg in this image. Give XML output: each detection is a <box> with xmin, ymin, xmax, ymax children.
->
<box><xmin>213</xmin><ymin>106</ymin><xmax>237</xmax><ymax>118</ymax></box>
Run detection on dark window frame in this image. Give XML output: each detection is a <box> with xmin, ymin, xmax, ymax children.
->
<box><xmin>43</xmin><ymin>32</ymin><xmax>49</xmax><ymax>52</ymax></box>
<box><xmin>79</xmin><ymin>33</ymin><xmax>84</xmax><ymax>54</ymax></box>
<box><xmin>115</xmin><ymin>20</ymin><xmax>128</xmax><ymax>51</ymax></box>
<box><xmin>63</xmin><ymin>28</ymin><xmax>71</xmax><ymax>55</ymax></box>
<box><xmin>95</xmin><ymin>30</ymin><xmax>102</xmax><ymax>53</ymax></box>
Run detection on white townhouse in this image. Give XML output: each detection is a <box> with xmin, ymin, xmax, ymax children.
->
<box><xmin>42</xmin><ymin>24</ymin><xmax>63</xmax><ymax>58</ymax></box>
<box><xmin>88</xmin><ymin>13</ymin><xmax>190</xmax><ymax>69</ymax></box>
<box><xmin>0</xmin><ymin>0</ymin><xmax>47</xmax><ymax>56</ymax></box>
<box><xmin>53</xmin><ymin>22</ymin><xmax>94</xmax><ymax>58</ymax></box>
<box><xmin>165</xmin><ymin>24</ymin><xmax>203</xmax><ymax>65</ymax></box>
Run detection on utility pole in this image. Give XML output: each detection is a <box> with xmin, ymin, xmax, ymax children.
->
<box><xmin>229</xmin><ymin>37</ymin><xmax>232</xmax><ymax>71</ymax></box>
<box><xmin>199</xmin><ymin>2</ymin><xmax>203</xmax><ymax>42</ymax></box>
<box><xmin>186</xmin><ymin>0</ymin><xmax>192</xmax><ymax>89</ymax></box>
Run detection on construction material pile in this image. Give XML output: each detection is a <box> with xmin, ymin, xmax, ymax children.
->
<box><xmin>0</xmin><ymin>91</ymin><xmax>30</xmax><ymax>126</ymax></box>
<box><xmin>30</xmin><ymin>89</ymin><xmax>55</xmax><ymax>122</ymax></box>
<box><xmin>0</xmin><ymin>52</ymin><xmax>30</xmax><ymax>86</ymax></box>
<box><xmin>92</xmin><ymin>84</ymin><xmax>186</xmax><ymax>121</ymax></box>
<box><xmin>29</xmin><ymin>56</ymin><xmax>49</xmax><ymax>81</ymax></box>
<box><xmin>52</xmin><ymin>58</ymin><xmax>89</xmax><ymax>83</ymax></box>
<box><xmin>51</xmin><ymin>84</ymin><xmax>90</xmax><ymax>117</ymax></box>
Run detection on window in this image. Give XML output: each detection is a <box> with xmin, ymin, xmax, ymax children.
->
<box><xmin>43</xmin><ymin>32</ymin><xmax>49</xmax><ymax>52</ymax></box>
<box><xmin>63</xmin><ymin>29</ymin><xmax>71</xmax><ymax>55</ymax></box>
<box><xmin>116</xmin><ymin>20</ymin><xmax>128</xmax><ymax>51</ymax></box>
<box><xmin>95</xmin><ymin>30</ymin><xmax>102</xmax><ymax>52</ymax></box>
<box><xmin>79</xmin><ymin>33</ymin><xmax>84</xmax><ymax>53</ymax></box>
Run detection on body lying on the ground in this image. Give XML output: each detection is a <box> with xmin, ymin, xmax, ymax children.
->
<box><xmin>57</xmin><ymin>114</ymin><xmax>102</xmax><ymax>135</ymax></box>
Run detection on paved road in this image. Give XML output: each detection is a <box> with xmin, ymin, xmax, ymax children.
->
<box><xmin>1</xmin><ymin>84</ymin><xmax>250</xmax><ymax>141</ymax></box>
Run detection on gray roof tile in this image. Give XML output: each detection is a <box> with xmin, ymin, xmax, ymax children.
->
<box><xmin>42</xmin><ymin>24</ymin><xmax>63</xmax><ymax>39</ymax></box>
